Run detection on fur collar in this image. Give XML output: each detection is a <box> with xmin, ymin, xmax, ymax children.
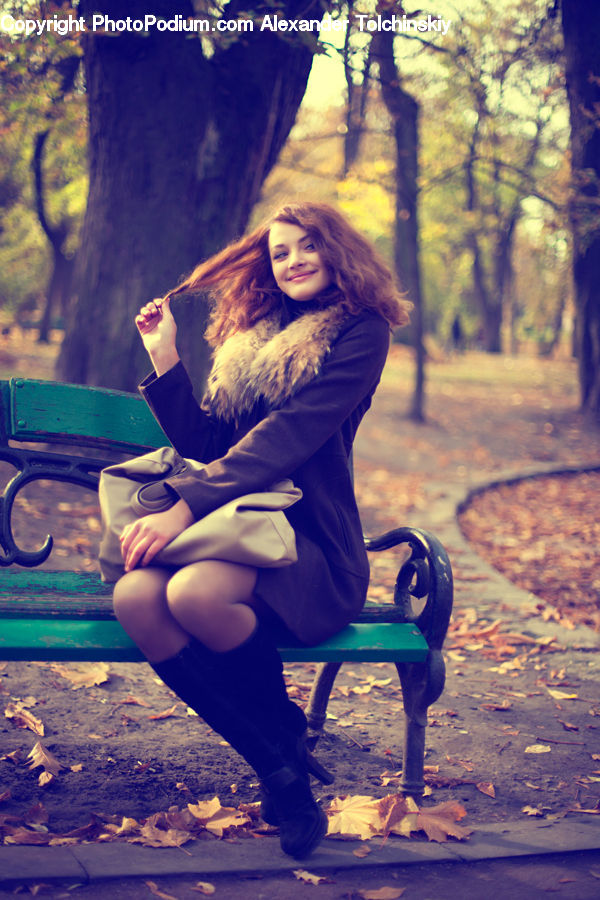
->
<box><xmin>204</xmin><ymin>304</ymin><xmax>348</xmax><ymax>420</ymax></box>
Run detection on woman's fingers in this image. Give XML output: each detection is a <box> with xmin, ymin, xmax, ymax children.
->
<box><xmin>135</xmin><ymin>298</ymin><xmax>170</xmax><ymax>334</ymax></box>
<box><xmin>119</xmin><ymin>501</ymin><xmax>193</xmax><ymax>571</ymax></box>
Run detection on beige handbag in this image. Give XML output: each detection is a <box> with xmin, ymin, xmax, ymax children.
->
<box><xmin>98</xmin><ymin>447</ymin><xmax>301</xmax><ymax>583</ymax></box>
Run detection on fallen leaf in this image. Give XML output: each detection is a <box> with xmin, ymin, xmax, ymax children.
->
<box><xmin>525</xmin><ymin>744</ymin><xmax>552</xmax><ymax>754</ymax></box>
<box><xmin>293</xmin><ymin>869</ymin><xmax>333</xmax><ymax>885</ymax></box>
<box><xmin>144</xmin><ymin>881</ymin><xmax>179</xmax><ymax>900</ymax></box>
<box><xmin>476</xmin><ymin>782</ymin><xmax>496</xmax><ymax>798</ymax></box>
<box><xmin>558</xmin><ymin>720</ymin><xmax>579</xmax><ymax>732</ymax></box>
<box><xmin>326</xmin><ymin>795</ymin><xmax>382</xmax><ymax>840</ymax></box>
<box><xmin>187</xmin><ymin>796</ymin><xmax>250</xmax><ymax>836</ymax></box>
<box><xmin>546</xmin><ymin>688</ymin><xmax>578</xmax><ymax>701</ymax></box>
<box><xmin>522</xmin><ymin>805</ymin><xmax>544</xmax><ymax>816</ymax></box>
<box><xmin>357</xmin><ymin>887</ymin><xmax>405</xmax><ymax>900</ymax></box>
<box><xmin>119</xmin><ymin>695</ymin><xmax>151</xmax><ymax>708</ymax></box>
<box><xmin>70</xmin><ymin>763</ymin><xmax>84</xmax><ymax>773</ymax></box>
<box><xmin>353</xmin><ymin>845</ymin><xmax>373</xmax><ymax>858</ymax></box>
<box><xmin>38</xmin><ymin>771</ymin><xmax>55</xmax><ymax>788</ymax></box>
<box><xmin>408</xmin><ymin>801</ymin><xmax>471</xmax><ymax>843</ymax></box>
<box><xmin>4</xmin><ymin>702</ymin><xmax>44</xmax><ymax>736</ymax></box>
<box><xmin>50</xmin><ymin>662</ymin><xmax>110</xmax><ymax>689</ymax></box>
<box><xmin>27</xmin><ymin>743</ymin><xmax>63</xmax><ymax>778</ymax></box>
<box><xmin>148</xmin><ymin>705</ymin><xmax>180</xmax><ymax>720</ymax></box>
<box><xmin>0</xmin><ymin>749</ymin><xmax>22</xmax><ymax>764</ymax></box>
<box><xmin>192</xmin><ymin>883</ymin><xmax>216</xmax><ymax>895</ymax></box>
<box><xmin>481</xmin><ymin>700</ymin><xmax>512</xmax><ymax>711</ymax></box>
<box><xmin>131</xmin><ymin>824</ymin><xmax>192</xmax><ymax>848</ymax></box>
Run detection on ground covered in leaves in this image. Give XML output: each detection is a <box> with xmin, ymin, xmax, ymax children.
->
<box><xmin>459</xmin><ymin>470</ymin><xmax>600</xmax><ymax>631</ymax></box>
<box><xmin>1</xmin><ymin>331</ymin><xmax>600</xmax><ymax>873</ymax></box>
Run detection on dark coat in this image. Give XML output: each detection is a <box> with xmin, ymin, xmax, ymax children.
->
<box><xmin>140</xmin><ymin>308</ymin><xmax>390</xmax><ymax>645</ymax></box>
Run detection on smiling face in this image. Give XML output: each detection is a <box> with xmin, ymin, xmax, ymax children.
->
<box><xmin>268</xmin><ymin>221</ymin><xmax>332</xmax><ymax>302</ymax></box>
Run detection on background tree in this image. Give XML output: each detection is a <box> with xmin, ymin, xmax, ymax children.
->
<box><xmin>372</xmin><ymin>20</ymin><xmax>425</xmax><ymax>420</ymax></box>
<box><xmin>56</xmin><ymin>0</ymin><xmax>317</xmax><ymax>390</ymax></box>
<box><xmin>561</xmin><ymin>0</ymin><xmax>600</xmax><ymax>418</ymax></box>
<box><xmin>0</xmin><ymin>6</ymin><xmax>86</xmax><ymax>328</ymax></box>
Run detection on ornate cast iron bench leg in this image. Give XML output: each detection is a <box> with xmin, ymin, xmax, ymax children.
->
<box><xmin>397</xmin><ymin>648</ymin><xmax>446</xmax><ymax>798</ymax></box>
<box><xmin>305</xmin><ymin>661</ymin><xmax>343</xmax><ymax>731</ymax></box>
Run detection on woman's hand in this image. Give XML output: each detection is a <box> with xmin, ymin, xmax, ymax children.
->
<box><xmin>135</xmin><ymin>297</ymin><xmax>180</xmax><ymax>376</ymax></box>
<box><xmin>120</xmin><ymin>499</ymin><xmax>194</xmax><ymax>572</ymax></box>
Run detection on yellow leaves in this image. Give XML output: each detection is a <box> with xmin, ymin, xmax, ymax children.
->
<box><xmin>4</xmin><ymin>701</ymin><xmax>44</xmax><ymax>736</ymax></box>
<box><xmin>525</xmin><ymin>744</ymin><xmax>552</xmax><ymax>754</ymax></box>
<box><xmin>187</xmin><ymin>796</ymin><xmax>251</xmax><ymax>837</ymax></box>
<box><xmin>326</xmin><ymin>794</ymin><xmax>471</xmax><ymax>843</ymax></box>
<box><xmin>49</xmin><ymin>662</ymin><xmax>110</xmax><ymax>689</ymax></box>
<box><xmin>327</xmin><ymin>795</ymin><xmax>383</xmax><ymax>840</ymax></box>
<box><xmin>546</xmin><ymin>688</ymin><xmax>578</xmax><ymax>701</ymax></box>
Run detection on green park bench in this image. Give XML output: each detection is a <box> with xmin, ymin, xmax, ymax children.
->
<box><xmin>0</xmin><ymin>377</ymin><xmax>453</xmax><ymax>798</ymax></box>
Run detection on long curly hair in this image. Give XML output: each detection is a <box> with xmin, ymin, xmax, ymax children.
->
<box><xmin>164</xmin><ymin>202</ymin><xmax>412</xmax><ymax>347</ymax></box>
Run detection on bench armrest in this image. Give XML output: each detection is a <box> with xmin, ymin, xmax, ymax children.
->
<box><xmin>365</xmin><ymin>526</ymin><xmax>453</xmax><ymax>650</ymax></box>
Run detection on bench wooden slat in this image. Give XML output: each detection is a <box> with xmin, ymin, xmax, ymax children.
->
<box><xmin>9</xmin><ymin>378</ymin><xmax>166</xmax><ymax>452</ymax></box>
<box><xmin>0</xmin><ymin>619</ymin><xmax>428</xmax><ymax>664</ymax></box>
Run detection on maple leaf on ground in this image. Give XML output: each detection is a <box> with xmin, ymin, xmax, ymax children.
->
<box><xmin>377</xmin><ymin>794</ymin><xmax>418</xmax><ymax>837</ymax></box>
<box><xmin>388</xmin><ymin>800</ymin><xmax>471</xmax><ymax>843</ymax></box>
<box><xmin>326</xmin><ymin>795</ymin><xmax>382</xmax><ymax>840</ymax></box>
<box><xmin>187</xmin><ymin>796</ymin><xmax>250</xmax><ymax>836</ymax></box>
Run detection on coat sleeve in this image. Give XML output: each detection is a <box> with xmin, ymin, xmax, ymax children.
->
<box><xmin>140</xmin><ymin>361</ymin><xmax>233</xmax><ymax>463</ymax></box>
<box><xmin>159</xmin><ymin>312</ymin><xmax>390</xmax><ymax>522</ymax></box>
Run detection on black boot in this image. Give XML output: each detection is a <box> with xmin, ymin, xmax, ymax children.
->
<box><xmin>150</xmin><ymin>643</ymin><xmax>327</xmax><ymax>859</ymax></box>
<box><xmin>185</xmin><ymin>625</ymin><xmax>334</xmax><ymax>825</ymax></box>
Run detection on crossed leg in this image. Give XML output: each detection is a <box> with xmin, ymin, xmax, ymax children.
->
<box><xmin>112</xmin><ymin>560</ymin><xmax>258</xmax><ymax>662</ymax></box>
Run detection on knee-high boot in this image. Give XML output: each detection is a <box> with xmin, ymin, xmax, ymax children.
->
<box><xmin>184</xmin><ymin>623</ymin><xmax>334</xmax><ymax>825</ymax></box>
<box><xmin>150</xmin><ymin>643</ymin><xmax>327</xmax><ymax>859</ymax></box>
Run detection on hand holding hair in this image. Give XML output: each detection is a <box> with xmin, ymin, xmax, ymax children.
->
<box><xmin>135</xmin><ymin>296</ymin><xmax>180</xmax><ymax>376</ymax></box>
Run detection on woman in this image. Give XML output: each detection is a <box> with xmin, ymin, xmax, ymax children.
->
<box><xmin>112</xmin><ymin>202</ymin><xmax>411</xmax><ymax>859</ymax></box>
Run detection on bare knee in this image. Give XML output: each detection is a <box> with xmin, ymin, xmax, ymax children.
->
<box><xmin>113</xmin><ymin>567</ymin><xmax>170</xmax><ymax>633</ymax></box>
<box><xmin>166</xmin><ymin>561</ymin><xmax>257</xmax><ymax>632</ymax></box>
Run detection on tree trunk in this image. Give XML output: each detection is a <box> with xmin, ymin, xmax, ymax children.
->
<box><xmin>561</xmin><ymin>0</ymin><xmax>600</xmax><ymax>418</ymax></box>
<box><xmin>32</xmin><ymin>130</ymin><xmax>74</xmax><ymax>343</ymax></box>
<box><xmin>373</xmin><ymin>29</ymin><xmax>425</xmax><ymax>422</ymax></box>
<box><xmin>58</xmin><ymin>0</ymin><xmax>313</xmax><ymax>391</ymax></box>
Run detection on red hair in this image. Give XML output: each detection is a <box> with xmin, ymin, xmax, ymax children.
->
<box><xmin>165</xmin><ymin>202</ymin><xmax>411</xmax><ymax>346</ymax></box>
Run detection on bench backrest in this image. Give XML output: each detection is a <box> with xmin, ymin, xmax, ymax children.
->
<box><xmin>0</xmin><ymin>378</ymin><xmax>166</xmax><ymax>454</ymax></box>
